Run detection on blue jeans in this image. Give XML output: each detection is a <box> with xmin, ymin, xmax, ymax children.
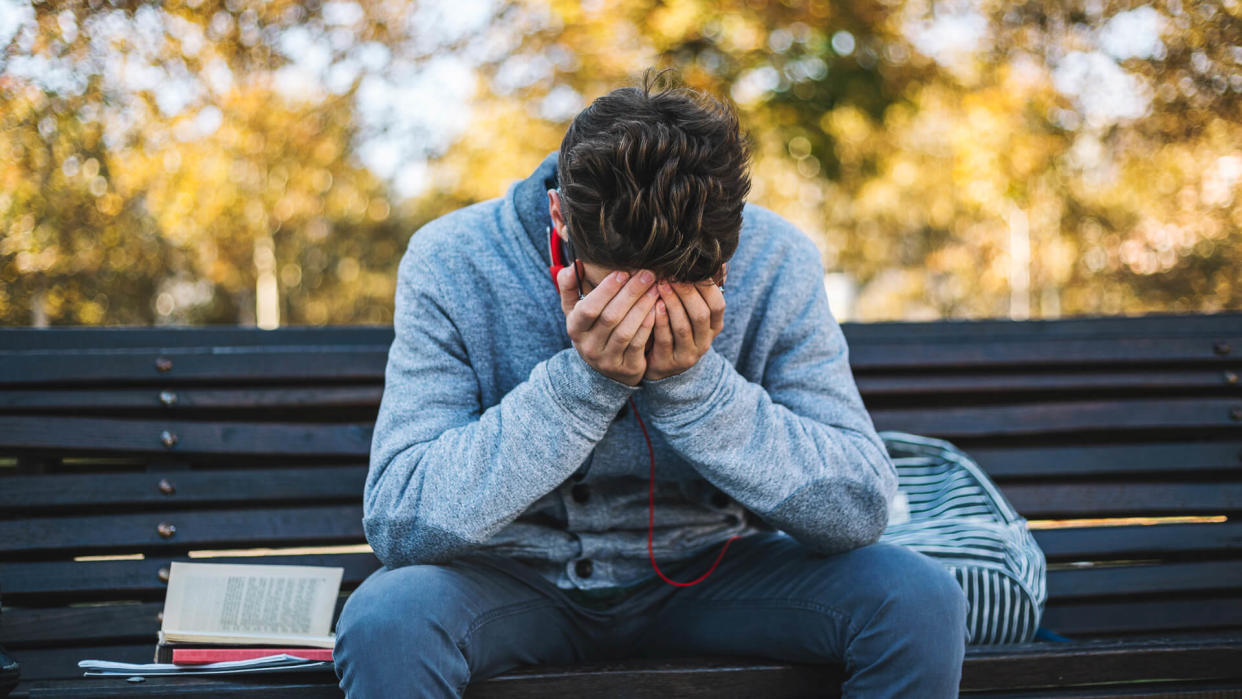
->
<box><xmin>334</xmin><ymin>531</ymin><xmax>967</xmax><ymax>698</ymax></box>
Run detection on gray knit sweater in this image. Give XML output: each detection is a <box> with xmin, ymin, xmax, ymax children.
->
<box><xmin>364</xmin><ymin>150</ymin><xmax>899</xmax><ymax>590</ymax></box>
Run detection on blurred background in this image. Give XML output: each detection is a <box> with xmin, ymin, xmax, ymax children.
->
<box><xmin>1</xmin><ymin>0</ymin><xmax>1239</xmax><ymax>327</ymax></box>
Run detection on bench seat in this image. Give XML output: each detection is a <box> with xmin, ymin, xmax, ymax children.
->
<box><xmin>3</xmin><ymin>312</ymin><xmax>1241</xmax><ymax>696</ymax></box>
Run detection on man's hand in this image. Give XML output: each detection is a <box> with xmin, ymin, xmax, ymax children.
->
<box><xmin>558</xmin><ymin>265</ymin><xmax>659</xmax><ymax>387</ymax></box>
<box><xmin>644</xmin><ymin>279</ymin><xmax>725</xmax><ymax>381</ymax></box>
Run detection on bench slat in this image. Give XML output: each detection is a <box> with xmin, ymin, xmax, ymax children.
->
<box><xmin>1043</xmin><ymin>596</ymin><xmax>1242</xmax><ymax>635</ymax></box>
<box><xmin>7</xmin><ymin>564</ymin><xmax>1238</xmax><ymax>648</ymax></box>
<box><xmin>847</xmin><ymin>336</ymin><xmax>1242</xmax><ymax>369</ymax></box>
<box><xmin>2</xmin><ymin>483</ymin><xmax>1237</xmax><ymax>559</ymax></box>
<box><xmin>1003</xmin><ymin>482</ymin><xmax>1242</xmax><ymax>518</ymax></box>
<box><xmin>872</xmin><ymin>398</ymin><xmax>1242</xmax><ymax>438</ymax></box>
<box><xmin>0</xmin><ymin>505</ymin><xmax>365</xmax><ymax>557</ymax></box>
<box><xmin>3</xmin><ymin>332</ymin><xmax>1238</xmax><ymax>386</ymax></box>
<box><xmin>1</xmin><ymin>554</ymin><xmax>381</xmax><ymax>603</ymax></box>
<box><xmin>0</xmin><ymin>417</ymin><xmax>372</xmax><ymax>456</ymax></box>
<box><xmin>1047</xmin><ymin>561</ymin><xmax>1242</xmax><ymax>600</ymax></box>
<box><xmin>840</xmin><ymin>312</ymin><xmax>1242</xmax><ymax>340</ymax></box>
<box><xmin>0</xmin><ymin>349</ymin><xmax>389</xmax><ymax>386</ymax></box>
<box><xmin>969</xmin><ymin>442</ymin><xmax>1242</xmax><ymax>479</ymax></box>
<box><xmin>0</xmin><ymin>467</ymin><xmax>367</xmax><ymax>512</ymax></box>
<box><xmin>957</xmin><ymin>631</ymin><xmax>1242</xmax><ymax>692</ymax></box>
<box><xmin>0</xmin><ymin>326</ymin><xmax>394</xmax><ymax>351</ymax></box>
<box><xmin>2</xmin><ymin>338</ymin><xmax>1235</xmax><ymax>387</ymax></box>
<box><xmin>9</xmin><ymin>633</ymin><xmax>1242</xmax><ymax>694</ymax></box>
<box><xmin>9</xmin><ymin>523</ymin><xmax>1240</xmax><ymax>603</ymax></box>
<box><xmin>19</xmin><ymin>677</ymin><xmax>345</xmax><ymax>698</ymax></box>
<box><xmin>6</xmin><ymin>525</ymin><xmax>1241</xmax><ymax>603</ymax></box>
<box><xmin>1</xmin><ymin>598</ymin><xmax>348</xmax><ymax>648</ymax></box>
<box><xmin>857</xmin><ymin>367</ymin><xmax>1241</xmax><ymax>396</ymax></box>
<box><xmin>3</xmin><ymin>398</ymin><xmax>1237</xmax><ymax>458</ymax></box>
<box><xmin>1032</xmin><ymin>522</ymin><xmax>1242</xmax><ymax>560</ymax></box>
<box><xmin>3</xmin><ymin>312</ymin><xmax>1237</xmax><ymax>350</ymax></box>
<box><xmin>0</xmin><ymin>387</ymin><xmax>382</xmax><ymax>411</ymax></box>
<box><xmin>7</xmin><ymin>370</ymin><xmax>1234</xmax><ymax>415</ymax></box>
<box><xmin>8</xmin><ymin>644</ymin><xmax>160</xmax><ymax>684</ymax></box>
<box><xmin>6</xmin><ymin>541</ymin><xmax>1241</xmax><ymax>606</ymax></box>
<box><xmin>0</xmin><ymin>602</ymin><xmax>164</xmax><ymax>647</ymax></box>
<box><xmin>6</xmin><ymin>372</ymin><xmax>1231</xmax><ymax>414</ymax></box>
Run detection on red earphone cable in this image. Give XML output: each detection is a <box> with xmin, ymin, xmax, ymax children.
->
<box><xmin>554</xmin><ymin>225</ymin><xmax>735</xmax><ymax>585</ymax></box>
<box><xmin>629</xmin><ymin>395</ymin><xmax>739</xmax><ymax>586</ymax></box>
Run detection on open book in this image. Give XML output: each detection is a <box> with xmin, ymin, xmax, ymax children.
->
<box><xmin>160</xmin><ymin>561</ymin><xmax>344</xmax><ymax>648</ymax></box>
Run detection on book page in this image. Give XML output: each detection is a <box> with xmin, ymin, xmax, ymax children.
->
<box><xmin>161</xmin><ymin>561</ymin><xmax>343</xmax><ymax>646</ymax></box>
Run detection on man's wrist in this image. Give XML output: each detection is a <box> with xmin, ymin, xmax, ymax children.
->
<box><xmin>545</xmin><ymin>348</ymin><xmax>639</xmax><ymax>434</ymax></box>
<box><xmin>640</xmin><ymin>347</ymin><xmax>728</xmax><ymax>419</ymax></box>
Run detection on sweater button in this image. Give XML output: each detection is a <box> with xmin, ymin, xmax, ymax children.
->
<box><xmin>575</xmin><ymin>559</ymin><xmax>593</xmax><ymax>578</ymax></box>
<box><xmin>572</xmin><ymin>484</ymin><xmax>591</xmax><ymax>503</ymax></box>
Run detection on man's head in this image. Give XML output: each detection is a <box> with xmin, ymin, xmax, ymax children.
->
<box><xmin>548</xmin><ymin>67</ymin><xmax>751</xmax><ymax>289</ymax></box>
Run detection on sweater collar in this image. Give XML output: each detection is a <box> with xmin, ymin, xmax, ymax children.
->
<box><xmin>513</xmin><ymin>150</ymin><xmax>560</xmax><ymax>268</ymax></box>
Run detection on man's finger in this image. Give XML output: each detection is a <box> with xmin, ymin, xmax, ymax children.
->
<box><xmin>566</xmin><ymin>270</ymin><xmax>631</xmax><ymax>336</ymax></box>
<box><xmin>649</xmin><ymin>299</ymin><xmax>673</xmax><ymax>358</ymax></box>
<box><xmin>606</xmin><ymin>283</ymin><xmax>658</xmax><ymax>356</ymax></box>
<box><xmin>672</xmin><ymin>282</ymin><xmax>712</xmax><ymax>347</ymax></box>
<box><xmin>557</xmin><ymin>265</ymin><xmax>579</xmax><ymax>318</ymax></box>
<box><xmin>698</xmin><ymin>282</ymin><xmax>725</xmax><ymax>335</ymax></box>
<box><xmin>625</xmin><ymin>304</ymin><xmax>657</xmax><ymax>365</ymax></box>
<box><xmin>661</xmin><ymin>283</ymin><xmax>695</xmax><ymax>351</ymax></box>
<box><xmin>596</xmin><ymin>271</ymin><xmax>655</xmax><ymax>332</ymax></box>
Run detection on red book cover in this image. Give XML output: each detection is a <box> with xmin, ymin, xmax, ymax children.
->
<box><xmin>172</xmin><ymin>648</ymin><xmax>334</xmax><ymax>665</ymax></box>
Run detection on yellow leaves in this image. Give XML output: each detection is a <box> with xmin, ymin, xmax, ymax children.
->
<box><xmin>717</xmin><ymin>14</ymin><xmax>763</xmax><ymax>53</ymax></box>
<box><xmin>14</xmin><ymin>247</ymin><xmax>59</xmax><ymax>274</ymax></box>
<box><xmin>273</xmin><ymin>196</ymin><xmax>296</xmax><ymax>222</ymax></box>
<box><xmin>648</xmin><ymin>0</ymin><xmax>705</xmax><ymax>46</ymax></box>
<box><xmin>313</xmin><ymin>140</ymin><xmax>341</xmax><ymax>165</ymax></box>
<box><xmin>96</xmin><ymin>194</ymin><xmax>123</xmax><ymax>216</ymax></box>
<box><xmin>2</xmin><ymin>0</ymin><xmax>1238</xmax><ymax>325</ymax></box>
<box><xmin>76</xmin><ymin>297</ymin><xmax>107</xmax><ymax>324</ymax></box>
<box><xmin>821</xmin><ymin>105</ymin><xmax>872</xmax><ymax>146</ymax></box>
<box><xmin>311</xmin><ymin>169</ymin><xmax>334</xmax><ymax>193</ymax></box>
<box><xmin>335</xmin><ymin>257</ymin><xmax>360</xmax><ymax>283</ymax></box>
<box><xmin>367</xmin><ymin>199</ymin><xmax>390</xmax><ymax>222</ymax></box>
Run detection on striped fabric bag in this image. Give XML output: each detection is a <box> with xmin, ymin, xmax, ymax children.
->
<box><xmin>876</xmin><ymin>431</ymin><xmax>1047</xmax><ymax>645</ymax></box>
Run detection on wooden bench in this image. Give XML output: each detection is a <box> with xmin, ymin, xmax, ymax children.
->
<box><xmin>2</xmin><ymin>312</ymin><xmax>1240</xmax><ymax>697</ymax></box>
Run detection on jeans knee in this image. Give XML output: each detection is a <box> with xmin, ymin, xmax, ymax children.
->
<box><xmin>849</xmin><ymin>544</ymin><xmax>967</xmax><ymax>646</ymax></box>
<box><xmin>335</xmin><ymin>565</ymin><xmax>475</xmax><ymax>698</ymax></box>
<box><xmin>337</xmin><ymin>565</ymin><xmax>469</xmax><ymax>654</ymax></box>
<box><xmin>920</xmin><ymin>559</ymin><xmax>968</xmax><ymax>636</ymax></box>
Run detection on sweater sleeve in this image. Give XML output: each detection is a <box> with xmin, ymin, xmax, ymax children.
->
<box><xmin>639</xmin><ymin>237</ymin><xmax>898</xmax><ymax>555</ymax></box>
<box><xmin>364</xmin><ymin>245</ymin><xmax>638</xmax><ymax>569</ymax></box>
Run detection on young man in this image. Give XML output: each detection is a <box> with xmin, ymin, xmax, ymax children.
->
<box><xmin>334</xmin><ymin>70</ymin><xmax>967</xmax><ymax>698</ymax></box>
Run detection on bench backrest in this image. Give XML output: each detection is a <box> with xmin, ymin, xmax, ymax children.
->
<box><xmin>2</xmin><ymin>312</ymin><xmax>1240</xmax><ymax>682</ymax></box>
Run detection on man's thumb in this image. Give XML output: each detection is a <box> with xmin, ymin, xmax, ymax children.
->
<box><xmin>557</xmin><ymin>264</ymin><xmax>575</xmax><ymax>292</ymax></box>
<box><xmin>556</xmin><ymin>265</ymin><xmax>577</xmax><ymax>315</ymax></box>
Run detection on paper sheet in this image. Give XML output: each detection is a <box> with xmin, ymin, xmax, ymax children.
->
<box><xmin>160</xmin><ymin>561</ymin><xmax>343</xmax><ymax>646</ymax></box>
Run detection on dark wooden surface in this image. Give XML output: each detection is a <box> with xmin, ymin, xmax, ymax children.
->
<box><xmin>8</xmin><ymin>634</ymin><xmax>1242</xmax><ymax>698</ymax></box>
<box><xmin>2</xmin><ymin>313</ymin><xmax>1241</xmax><ymax>697</ymax></box>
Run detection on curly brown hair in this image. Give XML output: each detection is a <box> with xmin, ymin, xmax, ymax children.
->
<box><xmin>556</xmin><ymin>67</ymin><xmax>752</xmax><ymax>283</ymax></box>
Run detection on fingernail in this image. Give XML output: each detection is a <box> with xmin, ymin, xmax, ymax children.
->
<box><xmin>639</xmin><ymin>271</ymin><xmax>653</xmax><ymax>284</ymax></box>
<box><xmin>616</xmin><ymin>271</ymin><xmax>629</xmax><ymax>283</ymax></box>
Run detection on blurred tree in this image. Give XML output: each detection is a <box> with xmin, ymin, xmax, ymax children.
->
<box><xmin>1</xmin><ymin>0</ymin><xmax>422</xmax><ymax>325</ymax></box>
<box><xmin>2</xmin><ymin>0</ymin><xmax>1239</xmax><ymax>325</ymax></box>
<box><xmin>419</xmin><ymin>0</ymin><xmax>1241</xmax><ymax>319</ymax></box>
